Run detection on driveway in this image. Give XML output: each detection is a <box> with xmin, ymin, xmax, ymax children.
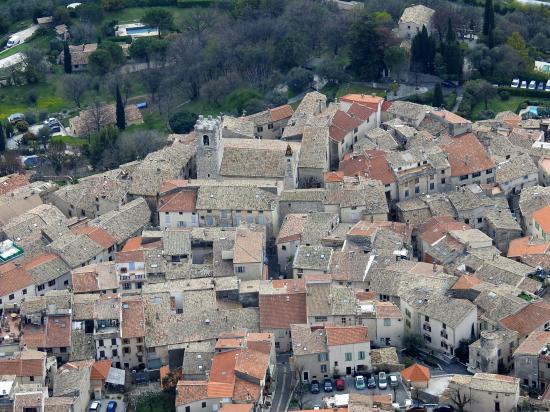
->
<box><xmin>0</xmin><ymin>52</ymin><xmax>24</xmax><ymax>69</ymax></box>
<box><xmin>90</xmin><ymin>395</ymin><xmax>126</xmax><ymax>412</ymax></box>
<box><xmin>299</xmin><ymin>375</ymin><xmax>410</xmax><ymax>410</ymax></box>
<box><xmin>9</xmin><ymin>24</ymin><xmax>39</xmax><ymax>43</ymax></box>
<box><xmin>6</xmin><ymin>121</ymin><xmax>70</xmax><ymax>150</ymax></box>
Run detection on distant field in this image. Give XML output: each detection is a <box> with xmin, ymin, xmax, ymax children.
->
<box><xmin>104</xmin><ymin>6</ymin><xmax>192</xmax><ymax>24</ymax></box>
<box><xmin>470</xmin><ymin>95</ymin><xmax>550</xmax><ymax>119</ymax></box>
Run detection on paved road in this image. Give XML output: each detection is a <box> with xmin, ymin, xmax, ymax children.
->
<box><xmin>7</xmin><ymin>122</ymin><xmax>70</xmax><ymax>150</ymax></box>
<box><xmin>12</xmin><ymin>24</ymin><xmax>40</xmax><ymax>43</ymax></box>
<box><xmin>0</xmin><ymin>52</ymin><xmax>24</xmax><ymax>69</ymax></box>
<box><xmin>270</xmin><ymin>354</ymin><xmax>293</xmax><ymax>412</ymax></box>
<box><xmin>0</xmin><ymin>24</ymin><xmax>39</xmax><ymax>68</ymax></box>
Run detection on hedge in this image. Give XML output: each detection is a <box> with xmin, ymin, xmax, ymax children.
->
<box><xmin>498</xmin><ymin>86</ymin><xmax>550</xmax><ymax>99</ymax></box>
<box><xmin>177</xmin><ymin>0</ymin><xmax>216</xmax><ymax>7</ymax></box>
<box><xmin>106</xmin><ymin>36</ymin><xmax>133</xmax><ymax>44</ymax></box>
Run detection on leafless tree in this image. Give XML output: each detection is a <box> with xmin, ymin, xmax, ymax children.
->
<box><xmin>180</xmin><ymin>8</ymin><xmax>216</xmax><ymax>42</ymax></box>
<box><xmin>448</xmin><ymin>388</ymin><xmax>471</xmax><ymax>412</ymax></box>
<box><xmin>84</xmin><ymin>100</ymin><xmax>109</xmax><ymax>139</ymax></box>
<box><xmin>63</xmin><ymin>74</ymin><xmax>90</xmax><ymax>108</ymax></box>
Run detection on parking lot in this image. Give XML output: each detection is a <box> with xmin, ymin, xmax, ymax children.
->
<box><xmin>89</xmin><ymin>395</ymin><xmax>126</xmax><ymax>412</ymax></box>
<box><xmin>300</xmin><ymin>374</ymin><xmax>410</xmax><ymax>409</ymax></box>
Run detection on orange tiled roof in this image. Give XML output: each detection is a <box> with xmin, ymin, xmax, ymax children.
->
<box><xmin>121</xmin><ymin>297</ymin><xmax>145</xmax><ymax>338</ymax></box>
<box><xmin>91</xmin><ymin>359</ymin><xmax>112</xmax><ymax>381</ymax></box>
<box><xmin>323</xmin><ymin>171</ymin><xmax>345</xmax><ymax>183</ymax></box>
<box><xmin>176</xmin><ymin>380</ymin><xmax>208</xmax><ymax>406</ymax></box>
<box><xmin>326</xmin><ymin>326</ymin><xmax>369</xmax><ymax>346</ymax></box>
<box><xmin>347</xmin><ymin>103</ymin><xmax>375</xmax><ymax>121</ymax></box>
<box><xmin>508</xmin><ymin>237</ymin><xmax>550</xmax><ymax>258</ymax></box>
<box><xmin>500</xmin><ymin>302</ymin><xmax>550</xmax><ymax>337</ymax></box>
<box><xmin>0</xmin><ymin>173</ymin><xmax>30</xmax><ymax>196</ymax></box>
<box><xmin>115</xmin><ymin>249</ymin><xmax>144</xmax><ymax>263</ymax></box>
<box><xmin>419</xmin><ymin>216</ymin><xmax>469</xmax><ymax>246</ymax></box>
<box><xmin>235</xmin><ymin>348</ymin><xmax>269</xmax><ymax>381</ymax></box>
<box><xmin>401</xmin><ymin>363</ymin><xmax>430</xmax><ymax>382</ymax></box>
<box><xmin>220</xmin><ymin>405</ymin><xmax>253</xmax><ymax>412</ymax></box>
<box><xmin>208</xmin><ymin>350</ymin><xmax>237</xmax><ymax>398</ymax></box>
<box><xmin>0</xmin><ymin>354</ymin><xmax>45</xmax><ymax>377</ymax></box>
<box><xmin>451</xmin><ymin>275</ymin><xmax>482</xmax><ymax>290</ymax></box>
<box><xmin>259</xmin><ymin>293</ymin><xmax>307</xmax><ymax>329</ymax></box>
<box><xmin>122</xmin><ymin>237</ymin><xmax>142</xmax><ymax>252</ymax></box>
<box><xmin>270</xmin><ymin>105</ymin><xmax>294</xmax><ymax>122</ymax></box>
<box><xmin>158</xmin><ymin>191</ymin><xmax>197</xmax><ymax>213</ymax></box>
<box><xmin>339</xmin><ymin>149</ymin><xmax>396</xmax><ymax>185</ymax></box>
<box><xmin>441</xmin><ymin>133</ymin><xmax>495</xmax><ymax>177</ymax></box>
<box><xmin>430</xmin><ymin>109</ymin><xmax>471</xmax><ymax>125</ymax></box>
<box><xmin>532</xmin><ymin>204</ymin><xmax>550</xmax><ymax>233</ymax></box>
<box><xmin>340</xmin><ymin>94</ymin><xmax>384</xmax><ymax>109</ymax></box>
<box><xmin>0</xmin><ymin>267</ymin><xmax>33</xmax><ymax>296</ymax></box>
<box><xmin>45</xmin><ymin>315</ymin><xmax>71</xmax><ymax>347</ymax></box>
<box><xmin>233</xmin><ymin>376</ymin><xmax>261</xmax><ymax>402</ymax></box>
<box><xmin>160</xmin><ymin>179</ymin><xmax>188</xmax><ymax>194</ymax></box>
<box><xmin>72</xmin><ymin>226</ymin><xmax>116</xmax><ymax>249</ymax></box>
<box><xmin>330</xmin><ymin>110</ymin><xmax>363</xmax><ymax>142</ymax></box>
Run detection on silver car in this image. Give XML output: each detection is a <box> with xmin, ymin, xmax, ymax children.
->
<box><xmin>378</xmin><ymin>371</ymin><xmax>387</xmax><ymax>389</ymax></box>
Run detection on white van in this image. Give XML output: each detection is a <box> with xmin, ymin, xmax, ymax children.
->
<box><xmin>528</xmin><ymin>80</ymin><xmax>537</xmax><ymax>90</ymax></box>
<box><xmin>511</xmin><ymin>78</ymin><xmax>520</xmax><ymax>88</ymax></box>
<box><xmin>520</xmin><ymin>81</ymin><xmax>527</xmax><ymax>89</ymax></box>
<box><xmin>6</xmin><ymin>36</ymin><xmax>20</xmax><ymax>48</ymax></box>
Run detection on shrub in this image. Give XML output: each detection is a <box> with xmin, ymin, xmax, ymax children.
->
<box><xmin>478</xmin><ymin>109</ymin><xmax>496</xmax><ymax>120</ymax></box>
<box><xmin>22</xmin><ymin>131</ymin><xmax>37</xmax><ymax>144</ymax></box>
<box><xmin>286</xmin><ymin>67</ymin><xmax>313</xmax><ymax>94</ymax></box>
<box><xmin>24</xmin><ymin>112</ymin><xmax>37</xmax><ymax>125</ymax></box>
<box><xmin>27</xmin><ymin>92</ymin><xmax>38</xmax><ymax>105</ymax></box>
<box><xmin>168</xmin><ymin>111</ymin><xmax>197</xmax><ymax>134</ymax></box>
<box><xmin>38</xmin><ymin>111</ymin><xmax>48</xmax><ymax>122</ymax></box>
<box><xmin>402</xmin><ymin>357</ymin><xmax>413</xmax><ymax>368</ymax></box>
<box><xmin>498</xmin><ymin>90</ymin><xmax>510</xmax><ymax>101</ymax></box>
<box><xmin>176</xmin><ymin>0</ymin><xmax>215</xmax><ymax>8</ymax></box>
<box><xmin>15</xmin><ymin>121</ymin><xmax>29</xmax><ymax>133</ymax></box>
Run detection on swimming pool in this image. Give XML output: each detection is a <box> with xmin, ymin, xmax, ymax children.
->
<box><xmin>126</xmin><ymin>26</ymin><xmax>157</xmax><ymax>35</ymax></box>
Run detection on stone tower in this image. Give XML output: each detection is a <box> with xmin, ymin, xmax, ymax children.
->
<box><xmin>195</xmin><ymin>115</ymin><xmax>223</xmax><ymax>179</ymax></box>
<box><xmin>479</xmin><ymin>330</ymin><xmax>500</xmax><ymax>373</ymax></box>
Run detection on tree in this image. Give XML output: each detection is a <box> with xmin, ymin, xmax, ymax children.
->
<box><xmin>181</xmin><ymin>8</ymin><xmax>215</xmax><ymax>42</ymax></box>
<box><xmin>448</xmin><ymin>388</ymin><xmax>471</xmax><ymax>412</ymax></box>
<box><xmin>141</xmin><ymin>9</ymin><xmax>174</xmax><ymax>38</ymax></box>
<box><xmin>63</xmin><ymin>42</ymin><xmax>72</xmax><ymax>74</ymax></box>
<box><xmin>286</xmin><ymin>67</ymin><xmax>313</xmax><ymax>94</ymax></box>
<box><xmin>52</xmin><ymin>6</ymin><xmax>71</xmax><ymax>25</ymax></box>
<box><xmin>316</xmin><ymin>60</ymin><xmax>348</xmax><ymax>86</ymax></box>
<box><xmin>433</xmin><ymin>83</ymin><xmax>444</xmax><ymax>107</ymax></box>
<box><xmin>411</xmin><ymin>25</ymin><xmax>436</xmax><ymax>73</ymax></box>
<box><xmin>443</xmin><ymin>19</ymin><xmax>463</xmax><ymax>79</ymax></box>
<box><xmin>506</xmin><ymin>32</ymin><xmax>529</xmax><ymax>60</ymax></box>
<box><xmin>275</xmin><ymin>34</ymin><xmax>306</xmax><ymax>72</ymax></box>
<box><xmin>169</xmin><ymin>111</ymin><xmax>197</xmax><ymax>134</ymax></box>
<box><xmin>0</xmin><ymin>123</ymin><xmax>5</xmax><ymax>153</ymax></box>
<box><xmin>384</xmin><ymin>45</ymin><xmax>408</xmax><ymax>81</ymax></box>
<box><xmin>483</xmin><ymin>0</ymin><xmax>495</xmax><ymax>47</ymax></box>
<box><xmin>101</xmin><ymin>0</ymin><xmax>124</xmax><ymax>11</ymax></box>
<box><xmin>37</xmin><ymin>126</ymin><xmax>52</xmax><ymax>150</ymax></box>
<box><xmin>115</xmin><ymin>84</ymin><xmax>125</xmax><ymax>131</ymax></box>
<box><xmin>464</xmin><ymin>79</ymin><xmax>496</xmax><ymax>110</ymax></box>
<box><xmin>128</xmin><ymin>37</ymin><xmax>169</xmax><ymax>63</ymax></box>
<box><xmin>88</xmin><ymin>49</ymin><xmax>113</xmax><ymax>76</ymax></box>
<box><xmin>100</xmin><ymin>41</ymin><xmax>126</xmax><ymax>66</ymax></box>
<box><xmin>21</xmin><ymin>49</ymin><xmax>47</xmax><ymax>83</ymax></box>
<box><xmin>78</xmin><ymin>3</ymin><xmax>104</xmax><ymax>24</ymax></box>
<box><xmin>63</xmin><ymin>74</ymin><xmax>89</xmax><ymax>108</ymax></box>
<box><xmin>403</xmin><ymin>333</ymin><xmax>425</xmax><ymax>356</ymax></box>
<box><xmin>348</xmin><ymin>13</ymin><xmax>386</xmax><ymax>80</ymax></box>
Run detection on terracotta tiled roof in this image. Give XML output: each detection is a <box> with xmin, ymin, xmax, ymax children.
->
<box><xmin>235</xmin><ymin>348</ymin><xmax>269</xmax><ymax>380</ymax></box>
<box><xmin>508</xmin><ymin>237</ymin><xmax>550</xmax><ymax>258</ymax></box>
<box><xmin>0</xmin><ymin>173</ymin><xmax>30</xmax><ymax>196</ymax></box>
<box><xmin>158</xmin><ymin>191</ymin><xmax>196</xmax><ymax>213</ymax></box>
<box><xmin>356</xmin><ymin>291</ymin><xmax>377</xmax><ymax>300</ymax></box>
<box><xmin>277</xmin><ymin>213</ymin><xmax>307</xmax><ymax>244</ymax></box>
<box><xmin>259</xmin><ymin>293</ymin><xmax>307</xmax><ymax>329</ymax></box>
<box><xmin>514</xmin><ymin>330</ymin><xmax>550</xmax><ymax>356</ymax></box>
<box><xmin>430</xmin><ymin>109</ymin><xmax>471</xmax><ymax>125</ymax></box>
<box><xmin>329</xmin><ymin>124</ymin><xmax>348</xmax><ymax>142</ymax></box>
<box><xmin>340</xmin><ymin>94</ymin><xmax>384</xmax><ymax>111</ymax></box>
<box><xmin>451</xmin><ymin>274</ymin><xmax>482</xmax><ymax>290</ymax></box>
<box><xmin>375</xmin><ymin>302</ymin><xmax>402</xmax><ymax>318</ymax></box>
<box><xmin>91</xmin><ymin>359</ymin><xmax>112</xmax><ymax>381</ymax></box>
<box><xmin>331</xmin><ymin>110</ymin><xmax>363</xmax><ymax>140</ymax></box>
<box><xmin>121</xmin><ymin>297</ymin><xmax>145</xmax><ymax>338</ymax></box>
<box><xmin>323</xmin><ymin>171</ymin><xmax>345</xmax><ymax>183</ymax></box>
<box><xmin>441</xmin><ymin>133</ymin><xmax>495</xmax><ymax>177</ymax></box>
<box><xmin>234</xmin><ymin>228</ymin><xmax>264</xmax><ymax>264</ymax></box>
<box><xmin>271</xmin><ymin>278</ymin><xmax>306</xmax><ymax>292</ymax></box>
<box><xmin>208</xmin><ymin>350</ymin><xmax>237</xmax><ymax>398</ymax></box>
<box><xmin>500</xmin><ymin>302</ymin><xmax>550</xmax><ymax>337</ymax></box>
<box><xmin>270</xmin><ymin>105</ymin><xmax>294</xmax><ymax>122</ymax></box>
<box><xmin>0</xmin><ymin>266</ymin><xmax>33</xmax><ymax>296</ymax></box>
<box><xmin>532</xmin><ymin>204</ymin><xmax>550</xmax><ymax>233</ymax></box>
<box><xmin>401</xmin><ymin>363</ymin><xmax>430</xmax><ymax>382</ymax></box>
<box><xmin>46</xmin><ymin>315</ymin><xmax>71</xmax><ymax>347</ymax></box>
<box><xmin>325</xmin><ymin>326</ymin><xmax>369</xmax><ymax>346</ymax></box>
<box><xmin>72</xmin><ymin>226</ymin><xmax>116</xmax><ymax>249</ymax></box>
<box><xmin>339</xmin><ymin>149</ymin><xmax>396</xmax><ymax>185</ymax></box>
<box><xmin>347</xmin><ymin>103</ymin><xmax>375</xmax><ymax>121</ymax></box>
<box><xmin>160</xmin><ymin>179</ymin><xmax>188</xmax><ymax>194</ymax></box>
<box><xmin>220</xmin><ymin>405</ymin><xmax>253</xmax><ymax>412</ymax></box>
<box><xmin>115</xmin><ymin>249</ymin><xmax>144</xmax><ymax>263</ymax></box>
<box><xmin>420</xmin><ymin>216</ymin><xmax>469</xmax><ymax>245</ymax></box>
<box><xmin>233</xmin><ymin>376</ymin><xmax>261</xmax><ymax>402</ymax></box>
<box><xmin>0</xmin><ymin>352</ymin><xmax>45</xmax><ymax>377</ymax></box>
<box><xmin>122</xmin><ymin>236</ymin><xmax>143</xmax><ymax>251</ymax></box>
<box><xmin>381</xmin><ymin>101</ymin><xmax>393</xmax><ymax>112</ymax></box>
<box><xmin>176</xmin><ymin>380</ymin><xmax>208</xmax><ymax>406</ymax></box>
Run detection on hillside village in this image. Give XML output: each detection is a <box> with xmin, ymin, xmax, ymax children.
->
<box><xmin>0</xmin><ymin>85</ymin><xmax>550</xmax><ymax>412</ymax></box>
<box><xmin>0</xmin><ymin>0</ymin><xmax>550</xmax><ymax>411</ymax></box>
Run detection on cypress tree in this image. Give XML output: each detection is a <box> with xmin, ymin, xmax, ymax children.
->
<box><xmin>483</xmin><ymin>0</ymin><xmax>495</xmax><ymax>47</ymax></box>
<box><xmin>63</xmin><ymin>42</ymin><xmax>72</xmax><ymax>74</ymax></box>
<box><xmin>0</xmin><ymin>123</ymin><xmax>5</xmax><ymax>153</ymax></box>
<box><xmin>433</xmin><ymin>82</ymin><xmax>444</xmax><ymax>107</ymax></box>
<box><xmin>115</xmin><ymin>84</ymin><xmax>125</xmax><ymax>130</ymax></box>
<box><xmin>446</xmin><ymin>18</ymin><xmax>456</xmax><ymax>43</ymax></box>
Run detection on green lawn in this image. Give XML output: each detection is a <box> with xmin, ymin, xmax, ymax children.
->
<box><xmin>0</xmin><ymin>80</ymin><xmax>69</xmax><ymax>119</ymax></box>
<box><xmin>470</xmin><ymin>95</ymin><xmax>550</xmax><ymax>120</ymax></box>
<box><xmin>321</xmin><ymin>82</ymin><xmax>386</xmax><ymax>100</ymax></box>
<box><xmin>51</xmin><ymin>135</ymin><xmax>87</xmax><ymax>147</ymax></box>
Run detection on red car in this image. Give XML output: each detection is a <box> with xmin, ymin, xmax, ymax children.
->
<box><xmin>335</xmin><ymin>378</ymin><xmax>345</xmax><ymax>391</ymax></box>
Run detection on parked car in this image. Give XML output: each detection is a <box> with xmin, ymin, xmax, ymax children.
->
<box><xmin>521</xmin><ymin>80</ymin><xmax>527</xmax><ymax>89</ymax></box>
<box><xmin>528</xmin><ymin>80</ymin><xmax>537</xmax><ymax>90</ymax></box>
<box><xmin>89</xmin><ymin>401</ymin><xmax>101</xmax><ymax>411</ymax></box>
<box><xmin>546</xmin><ymin>80</ymin><xmax>550</xmax><ymax>92</ymax></box>
<box><xmin>538</xmin><ymin>82</ymin><xmax>545</xmax><ymax>91</ymax></box>
<box><xmin>511</xmin><ymin>78</ymin><xmax>520</xmax><ymax>88</ymax></box>
<box><xmin>106</xmin><ymin>401</ymin><xmax>117</xmax><ymax>412</ymax></box>
<box><xmin>442</xmin><ymin>80</ymin><xmax>457</xmax><ymax>88</ymax></box>
<box><xmin>8</xmin><ymin>113</ymin><xmax>25</xmax><ymax>124</ymax></box>
<box><xmin>6</xmin><ymin>36</ymin><xmax>20</xmax><ymax>48</ymax></box>
<box><xmin>310</xmin><ymin>379</ymin><xmax>320</xmax><ymax>394</ymax></box>
<box><xmin>367</xmin><ymin>376</ymin><xmax>376</xmax><ymax>389</ymax></box>
<box><xmin>389</xmin><ymin>374</ymin><xmax>400</xmax><ymax>388</ymax></box>
<box><xmin>434</xmin><ymin>406</ymin><xmax>455</xmax><ymax>412</ymax></box>
<box><xmin>49</xmin><ymin>125</ymin><xmax>61</xmax><ymax>133</ymax></box>
<box><xmin>335</xmin><ymin>378</ymin><xmax>345</xmax><ymax>391</ymax></box>
<box><xmin>355</xmin><ymin>375</ymin><xmax>366</xmax><ymax>390</ymax></box>
<box><xmin>323</xmin><ymin>378</ymin><xmax>333</xmax><ymax>392</ymax></box>
<box><xmin>378</xmin><ymin>372</ymin><xmax>388</xmax><ymax>389</ymax></box>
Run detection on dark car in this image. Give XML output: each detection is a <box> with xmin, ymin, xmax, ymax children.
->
<box><xmin>434</xmin><ymin>406</ymin><xmax>455</xmax><ymax>412</ymax></box>
<box><xmin>367</xmin><ymin>376</ymin><xmax>376</xmax><ymax>389</ymax></box>
<box><xmin>106</xmin><ymin>401</ymin><xmax>117</xmax><ymax>412</ymax></box>
<box><xmin>49</xmin><ymin>125</ymin><xmax>61</xmax><ymax>133</ymax></box>
<box><xmin>323</xmin><ymin>378</ymin><xmax>333</xmax><ymax>392</ymax></box>
<box><xmin>441</xmin><ymin>80</ymin><xmax>457</xmax><ymax>88</ymax></box>
<box><xmin>310</xmin><ymin>379</ymin><xmax>320</xmax><ymax>394</ymax></box>
<box><xmin>335</xmin><ymin>378</ymin><xmax>345</xmax><ymax>391</ymax></box>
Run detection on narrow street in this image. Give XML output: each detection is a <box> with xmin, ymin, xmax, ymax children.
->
<box><xmin>271</xmin><ymin>354</ymin><xmax>293</xmax><ymax>412</ymax></box>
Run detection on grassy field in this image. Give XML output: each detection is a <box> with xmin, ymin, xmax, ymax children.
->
<box><xmin>136</xmin><ymin>391</ymin><xmax>175</xmax><ymax>412</ymax></box>
<box><xmin>51</xmin><ymin>135</ymin><xmax>87</xmax><ymax>147</ymax></box>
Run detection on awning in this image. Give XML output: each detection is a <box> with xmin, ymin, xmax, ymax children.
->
<box><xmin>106</xmin><ymin>367</ymin><xmax>125</xmax><ymax>386</ymax></box>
